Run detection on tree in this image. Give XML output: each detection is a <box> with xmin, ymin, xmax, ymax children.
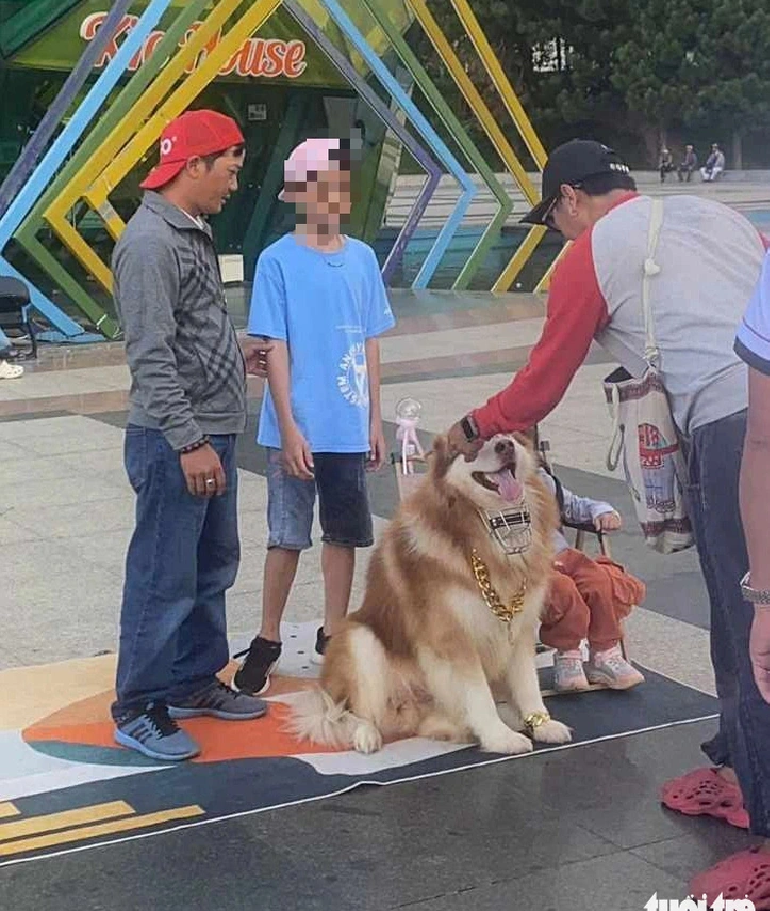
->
<box><xmin>407</xmin><ymin>0</ymin><xmax>640</xmax><ymax>166</ymax></box>
<box><xmin>613</xmin><ymin>0</ymin><xmax>770</xmax><ymax>166</ymax></box>
<box><xmin>407</xmin><ymin>0</ymin><xmax>770</xmax><ymax>168</ymax></box>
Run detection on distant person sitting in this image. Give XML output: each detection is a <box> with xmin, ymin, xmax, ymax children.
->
<box><xmin>678</xmin><ymin>144</ymin><xmax>698</xmax><ymax>183</ymax></box>
<box><xmin>701</xmin><ymin>144</ymin><xmax>726</xmax><ymax>182</ymax></box>
<box><xmin>0</xmin><ymin>327</ymin><xmax>22</xmax><ymax>380</ymax></box>
<box><xmin>659</xmin><ymin>146</ymin><xmax>675</xmax><ymax>183</ymax></box>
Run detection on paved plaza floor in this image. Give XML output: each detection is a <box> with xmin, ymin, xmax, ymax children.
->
<box><xmin>0</xmin><ymin>289</ymin><xmax>745</xmax><ymax>910</ymax></box>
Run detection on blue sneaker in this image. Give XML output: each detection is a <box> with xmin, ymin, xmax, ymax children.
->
<box><xmin>168</xmin><ymin>680</ymin><xmax>268</xmax><ymax>721</ymax></box>
<box><xmin>114</xmin><ymin>702</ymin><xmax>200</xmax><ymax>761</ymax></box>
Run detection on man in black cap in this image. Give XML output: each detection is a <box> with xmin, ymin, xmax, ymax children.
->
<box><xmin>446</xmin><ymin>138</ymin><xmax>770</xmax><ymax>900</ymax></box>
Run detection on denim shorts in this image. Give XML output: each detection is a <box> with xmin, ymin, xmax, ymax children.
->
<box><xmin>266</xmin><ymin>449</ymin><xmax>374</xmax><ymax>550</ymax></box>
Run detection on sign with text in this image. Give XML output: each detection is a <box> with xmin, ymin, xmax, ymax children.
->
<box><xmin>80</xmin><ymin>12</ymin><xmax>308</xmax><ymax>79</ymax></box>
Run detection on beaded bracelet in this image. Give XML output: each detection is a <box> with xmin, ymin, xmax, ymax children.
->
<box><xmin>180</xmin><ymin>436</ymin><xmax>210</xmax><ymax>454</ymax></box>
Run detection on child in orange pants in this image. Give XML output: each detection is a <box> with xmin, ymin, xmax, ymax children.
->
<box><xmin>538</xmin><ymin>466</ymin><xmax>646</xmax><ymax>692</ymax></box>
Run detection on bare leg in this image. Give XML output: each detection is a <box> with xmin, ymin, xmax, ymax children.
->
<box><xmin>322</xmin><ymin>544</ymin><xmax>355</xmax><ymax>636</ymax></box>
<box><xmin>260</xmin><ymin>547</ymin><xmax>301</xmax><ymax>642</ymax></box>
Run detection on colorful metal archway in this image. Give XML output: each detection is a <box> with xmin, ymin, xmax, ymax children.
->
<box><xmin>0</xmin><ymin>0</ymin><xmax>557</xmax><ymax>339</ymax></box>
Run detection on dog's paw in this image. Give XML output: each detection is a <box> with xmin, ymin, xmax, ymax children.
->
<box><xmin>352</xmin><ymin>723</ymin><xmax>383</xmax><ymax>754</ymax></box>
<box><xmin>531</xmin><ymin>719</ymin><xmax>572</xmax><ymax>745</ymax></box>
<box><xmin>479</xmin><ymin>725</ymin><xmax>533</xmax><ymax>755</ymax></box>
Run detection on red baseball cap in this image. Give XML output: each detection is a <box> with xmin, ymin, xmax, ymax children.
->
<box><xmin>140</xmin><ymin>109</ymin><xmax>245</xmax><ymax>191</ymax></box>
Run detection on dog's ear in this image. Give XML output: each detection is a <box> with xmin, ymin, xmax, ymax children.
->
<box><xmin>429</xmin><ymin>435</ymin><xmax>458</xmax><ymax>480</ymax></box>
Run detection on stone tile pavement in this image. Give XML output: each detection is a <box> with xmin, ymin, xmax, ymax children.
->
<box><xmin>0</xmin><ymin>293</ymin><xmax>713</xmax><ymax>699</ymax></box>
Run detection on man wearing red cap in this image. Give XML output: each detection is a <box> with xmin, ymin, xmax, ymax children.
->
<box><xmin>111</xmin><ymin>109</ymin><xmax>268</xmax><ymax>762</ymax></box>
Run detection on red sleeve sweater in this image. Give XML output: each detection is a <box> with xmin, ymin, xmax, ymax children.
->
<box><xmin>472</xmin><ymin>227</ymin><xmax>610</xmax><ymax>439</ymax></box>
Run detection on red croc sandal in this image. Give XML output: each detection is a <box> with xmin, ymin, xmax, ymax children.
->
<box><xmin>691</xmin><ymin>846</ymin><xmax>770</xmax><ymax>909</ymax></box>
<box><xmin>661</xmin><ymin>768</ymin><xmax>750</xmax><ymax>829</ymax></box>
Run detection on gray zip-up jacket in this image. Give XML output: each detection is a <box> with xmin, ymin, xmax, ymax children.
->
<box><xmin>112</xmin><ymin>192</ymin><xmax>247</xmax><ymax>451</ymax></box>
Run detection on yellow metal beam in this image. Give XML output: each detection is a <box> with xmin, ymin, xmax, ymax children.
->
<box><xmin>0</xmin><ymin>803</ymin><xmax>19</xmax><ymax>820</ymax></box>
<box><xmin>534</xmin><ymin>241</ymin><xmax>571</xmax><ymax>294</ymax></box>
<box><xmin>44</xmin><ymin>0</ymin><xmax>245</xmax><ymax>289</ymax></box>
<box><xmin>406</xmin><ymin>0</ymin><xmax>536</xmax><ymax>204</ymax></box>
<box><xmin>448</xmin><ymin>0</ymin><xmax>547</xmax><ymax>170</ymax></box>
<box><xmin>47</xmin><ymin>0</ymin><xmax>239</xmax><ymax>219</ymax></box>
<box><xmin>495</xmin><ymin>224</ymin><xmax>547</xmax><ymax>294</ymax></box>
<box><xmin>0</xmin><ymin>801</ymin><xmax>133</xmax><ymax>842</ymax></box>
<box><xmin>82</xmin><ymin>0</ymin><xmax>283</xmax><ymax>254</ymax></box>
<box><xmin>404</xmin><ymin>0</ymin><xmax>545</xmax><ymax>293</ymax></box>
<box><xmin>448</xmin><ymin>0</ymin><xmax>564</xmax><ymax>292</ymax></box>
<box><xmin>0</xmin><ymin>805</ymin><xmax>205</xmax><ymax>857</ymax></box>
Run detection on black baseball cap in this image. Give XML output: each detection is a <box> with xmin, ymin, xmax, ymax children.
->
<box><xmin>521</xmin><ymin>140</ymin><xmax>632</xmax><ymax>225</ymax></box>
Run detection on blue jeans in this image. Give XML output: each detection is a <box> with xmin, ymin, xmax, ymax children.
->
<box><xmin>112</xmin><ymin>427</ymin><xmax>240</xmax><ymax>720</ymax></box>
<box><xmin>683</xmin><ymin>409</ymin><xmax>770</xmax><ymax>836</ymax></box>
<box><xmin>0</xmin><ymin>326</ymin><xmax>11</xmax><ymax>354</ymax></box>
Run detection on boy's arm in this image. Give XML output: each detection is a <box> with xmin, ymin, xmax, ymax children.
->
<box><xmin>363</xmin><ymin>248</ymin><xmax>395</xmax><ymax>471</ymax></box>
<box><xmin>365</xmin><ymin>337</ymin><xmax>384</xmax><ymax>470</ymax></box>
<box><xmin>266</xmin><ymin>339</ymin><xmax>314</xmax><ymax>480</ymax></box>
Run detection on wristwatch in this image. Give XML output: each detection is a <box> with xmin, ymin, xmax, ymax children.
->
<box><xmin>740</xmin><ymin>572</ymin><xmax>770</xmax><ymax>605</ymax></box>
<box><xmin>460</xmin><ymin>414</ymin><xmax>480</xmax><ymax>443</ymax></box>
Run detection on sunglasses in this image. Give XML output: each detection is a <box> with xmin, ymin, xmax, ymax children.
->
<box><xmin>542</xmin><ymin>181</ymin><xmax>583</xmax><ymax>230</ymax></box>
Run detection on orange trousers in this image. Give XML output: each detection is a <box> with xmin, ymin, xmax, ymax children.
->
<box><xmin>540</xmin><ymin>548</ymin><xmax>646</xmax><ymax>652</ymax></box>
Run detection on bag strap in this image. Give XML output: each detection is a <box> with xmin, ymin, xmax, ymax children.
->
<box><xmin>642</xmin><ymin>198</ymin><xmax>664</xmax><ymax>367</ymax></box>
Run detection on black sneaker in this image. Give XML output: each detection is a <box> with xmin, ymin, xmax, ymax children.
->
<box><xmin>168</xmin><ymin>680</ymin><xmax>268</xmax><ymax>721</ymax></box>
<box><xmin>311</xmin><ymin>626</ymin><xmax>331</xmax><ymax>666</ymax></box>
<box><xmin>233</xmin><ymin>636</ymin><xmax>281</xmax><ymax>695</ymax></box>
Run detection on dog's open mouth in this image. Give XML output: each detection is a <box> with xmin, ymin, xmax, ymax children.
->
<box><xmin>472</xmin><ymin>467</ymin><xmax>524</xmax><ymax>503</ymax></box>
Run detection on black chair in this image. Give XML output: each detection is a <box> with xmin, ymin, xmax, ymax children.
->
<box><xmin>0</xmin><ymin>276</ymin><xmax>37</xmax><ymax>360</ymax></box>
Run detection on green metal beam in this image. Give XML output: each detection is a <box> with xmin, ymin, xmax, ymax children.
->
<box><xmin>362</xmin><ymin>0</ymin><xmax>512</xmax><ymax>290</ymax></box>
<box><xmin>0</xmin><ymin>0</ymin><xmax>83</xmax><ymax>59</ymax></box>
<box><xmin>13</xmin><ymin>0</ymin><xmax>211</xmax><ymax>336</ymax></box>
<box><xmin>242</xmin><ymin>92</ymin><xmax>308</xmax><ymax>278</ymax></box>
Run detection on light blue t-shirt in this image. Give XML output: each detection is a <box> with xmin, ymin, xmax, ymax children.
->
<box><xmin>248</xmin><ymin>233</ymin><xmax>396</xmax><ymax>452</ymax></box>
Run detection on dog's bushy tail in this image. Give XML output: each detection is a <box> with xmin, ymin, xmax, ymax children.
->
<box><xmin>285</xmin><ymin>688</ymin><xmax>361</xmax><ymax>749</ymax></box>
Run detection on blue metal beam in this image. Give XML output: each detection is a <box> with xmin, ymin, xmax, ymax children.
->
<box><xmin>0</xmin><ymin>0</ymin><xmax>173</xmax><ymax>337</ymax></box>
<box><xmin>318</xmin><ymin>0</ymin><xmax>476</xmax><ymax>288</ymax></box>
<box><xmin>0</xmin><ymin>0</ymin><xmax>135</xmax><ymax>220</ymax></box>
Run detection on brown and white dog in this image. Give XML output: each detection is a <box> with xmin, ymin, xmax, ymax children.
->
<box><xmin>289</xmin><ymin>434</ymin><xmax>572</xmax><ymax>755</ymax></box>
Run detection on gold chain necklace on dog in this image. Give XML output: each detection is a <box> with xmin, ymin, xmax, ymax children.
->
<box><xmin>471</xmin><ymin>549</ymin><xmax>527</xmax><ymax>622</ymax></box>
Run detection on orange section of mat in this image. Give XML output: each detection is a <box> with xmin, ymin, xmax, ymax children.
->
<box><xmin>22</xmin><ymin>675</ymin><xmax>340</xmax><ymax>762</ymax></box>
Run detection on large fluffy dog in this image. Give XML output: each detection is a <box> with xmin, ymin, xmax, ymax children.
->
<box><xmin>289</xmin><ymin>434</ymin><xmax>571</xmax><ymax>755</ymax></box>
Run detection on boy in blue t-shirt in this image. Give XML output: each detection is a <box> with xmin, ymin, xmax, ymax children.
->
<box><xmin>234</xmin><ymin>138</ymin><xmax>395</xmax><ymax>695</ymax></box>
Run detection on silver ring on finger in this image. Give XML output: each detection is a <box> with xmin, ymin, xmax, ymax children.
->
<box><xmin>205</xmin><ymin>478</ymin><xmax>215</xmax><ymax>486</ymax></box>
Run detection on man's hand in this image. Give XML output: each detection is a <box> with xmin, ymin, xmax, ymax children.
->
<box><xmin>180</xmin><ymin>444</ymin><xmax>226</xmax><ymax>497</ymax></box>
<box><xmin>750</xmin><ymin>608</ymin><xmax>770</xmax><ymax>703</ymax></box>
<box><xmin>447</xmin><ymin>420</ymin><xmax>483</xmax><ymax>461</ymax></box>
<box><xmin>241</xmin><ymin>337</ymin><xmax>275</xmax><ymax>378</ymax></box>
<box><xmin>367</xmin><ymin>420</ymin><xmax>385</xmax><ymax>472</ymax></box>
<box><xmin>281</xmin><ymin>426</ymin><xmax>314</xmax><ymax>480</ymax></box>
<box><xmin>595</xmin><ymin>511</ymin><xmax>622</xmax><ymax>533</ymax></box>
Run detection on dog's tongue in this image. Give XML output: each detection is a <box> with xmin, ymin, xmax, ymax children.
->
<box><xmin>491</xmin><ymin>468</ymin><xmax>523</xmax><ymax>503</ymax></box>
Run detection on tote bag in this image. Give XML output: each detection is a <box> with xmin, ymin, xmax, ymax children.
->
<box><xmin>603</xmin><ymin>198</ymin><xmax>694</xmax><ymax>554</ymax></box>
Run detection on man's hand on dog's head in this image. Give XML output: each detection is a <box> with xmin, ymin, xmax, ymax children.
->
<box><xmin>447</xmin><ymin>421</ymin><xmax>484</xmax><ymax>462</ymax></box>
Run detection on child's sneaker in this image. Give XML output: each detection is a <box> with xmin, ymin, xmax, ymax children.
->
<box><xmin>233</xmin><ymin>636</ymin><xmax>282</xmax><ymax>695</ymax></box>
<box><xmin>311</xmin><ymin>627</ymin><xmax>331</xmax><ymax>665</ymax></box>
<box><xmin>586</xmin><ymin>644</ymin><xmax>644</xmax><ymax>690</ymax></box>
<box><xmin>553</xmin><ymin>650</ymin><xmax>591</xmax><ymax>692</ymax></box>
